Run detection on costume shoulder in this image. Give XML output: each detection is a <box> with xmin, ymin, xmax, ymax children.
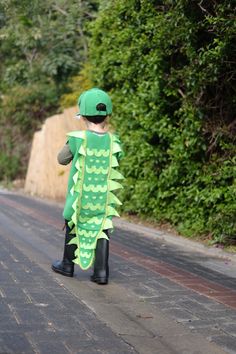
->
<box><xmin>67</xmin><ymin>130</ymin><xmax>86</xmax><ymax>139</ymax></box>
<box><xmin>67</xmin><ymin>130</ymin><xmax>86</xmax><ymax>156</ymax></box>
<box><xmin>110</xmin><ymin>132</ymin><xmax>124</xmax><ymax>160</ymax></box>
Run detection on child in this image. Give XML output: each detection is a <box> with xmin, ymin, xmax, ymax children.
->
<box><xmin>52</xmin><ymin>88</ymin><xmax>124</xmax><ymax>284</ymax></box>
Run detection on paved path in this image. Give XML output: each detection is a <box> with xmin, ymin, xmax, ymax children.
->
<box><xmin>0</xmin><ymin>190</ymin><xmax>235</xmax><ymax>354</ymax></box>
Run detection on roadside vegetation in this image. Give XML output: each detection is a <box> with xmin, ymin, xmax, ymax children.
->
<box><xmin>0</xmin><ymin>0</ymin><xmax>97</xmax><ymax>178</ymax></box>
<box><xmin>0</xmin><ymin>1</ymin><xmax>235</xmax><ymax>246</ymax></box>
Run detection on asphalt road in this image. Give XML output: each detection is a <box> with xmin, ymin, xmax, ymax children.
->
<box><xmin>0</xmin><ymin>189</ymin><xmax>236</xmax><ymax>354</ymax></box>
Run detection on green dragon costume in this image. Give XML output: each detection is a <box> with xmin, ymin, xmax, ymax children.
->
<box><xmin>52</xmin><ymin>87</ymin><xmax>122</xmax><ymax>283</ymax></box>
<box><xmin>63</xmin><ymin>129</ymin><xmax>124</xmax><ymax>270</ymax></box>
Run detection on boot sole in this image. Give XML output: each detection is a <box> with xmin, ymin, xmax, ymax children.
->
<box><xmin>51</xmin><ymin>265</ymin><xmax>73</xmax><ymax>277</ymax></box>
<box><xmin>90</xmin><ymin>276</ymin><xmax>108</xmax><ymax>285</ymax></box>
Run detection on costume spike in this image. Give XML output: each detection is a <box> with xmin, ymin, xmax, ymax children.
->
<box><xmin>110</xmin><ymin>168</ymin><xmax>124</xmax><ymax>180</ymax></box>
<box><xmin>109</xmin><ymin>180</ymin><xmax>123</xmax><ymax>191</ymax></box>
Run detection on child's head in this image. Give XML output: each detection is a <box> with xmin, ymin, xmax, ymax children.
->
<box><xmin>77</xmin><ymin>88</ymin><xmax>112</xmax><ymax>125</ymax></box>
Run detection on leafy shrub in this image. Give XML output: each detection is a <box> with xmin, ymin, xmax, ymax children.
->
<box><xmin>0</xmin><ymin>83</ymin><xmax>58</xmax><ymax>180</ymax></box>
<box><xmin>60</xmin><ymin>64</ymin><xmax>94</xmax><ymax>109</ymax></box>
<box><xmin>89</xmin><ymin>0</ymin><xmax>236</xmax><ymax>244</ymax></box>
<box><xmin>0</xmin><ymin>0</ymin><xmax>98</xmax><ymax>180</ymax></box>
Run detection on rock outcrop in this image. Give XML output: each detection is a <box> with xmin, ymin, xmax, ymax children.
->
<box><xmin>24</xmin><ymin>107</ymin><xmax>85</xmax><ymax>200</ymax></box>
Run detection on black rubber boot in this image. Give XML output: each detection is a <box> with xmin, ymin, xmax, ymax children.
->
<box><xmin>52</xmin><ymin>222</ymin><xmax>76</xmax><ymax>277</ymax></box>
<box><xmin>90</xmin><ymin>238</ymin><xmax>109</xmax><ymax>285</ymax></box>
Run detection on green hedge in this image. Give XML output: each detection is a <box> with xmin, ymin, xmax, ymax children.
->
<box><xmin>0</xmin><ymin>83</ymin><xmax>58</xmax><ymax>179</ymax></box>
<box><xmin>89</xmin><ymin>0</ymin><xmax>236</xmax><ymax>244</ymax></box>
<box><xmin>0</xmin><ymin>0</ymin><xmax>98</xmax><ymax>180</ymax></box>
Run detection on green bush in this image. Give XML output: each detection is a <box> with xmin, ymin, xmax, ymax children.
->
<box><xmin>0</xmin><ymin>152</ymin><xmax>20</xmax><ymax>181</ymax></box>
<box><xmin>89</xmin><ymin>0</ymin><xmax>236</xmax><ymax>244</ymax></box>
<box><xmin>0</xmin><ymin>83</ymin><xmax>58</xmax><ymax>180</ymax></box>
<box><xmin>0</xmin><ymin>0</ymin><xmax>98</xmax><ymax>181</ymax></box>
